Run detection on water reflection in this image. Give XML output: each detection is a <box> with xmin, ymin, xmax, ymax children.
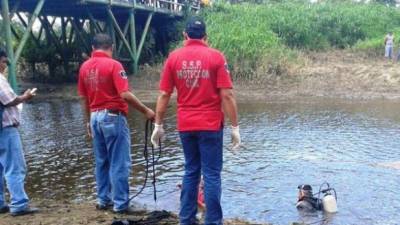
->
<box><xmin>20</xmin><ymin>99</ymin><xmax>400</xmax><ymax>224</ymax></box>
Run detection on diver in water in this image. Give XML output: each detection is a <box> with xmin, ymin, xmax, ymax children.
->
<box><xmin>296</xmin><ymin>184</ymin><xmax>322</xmax><ymax>212</ymax></box>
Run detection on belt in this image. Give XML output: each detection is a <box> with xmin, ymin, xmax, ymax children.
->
<box><xmin>94</xmin><ymin>109</ymin><xmax>126</xmax><ymax>117</ymax></box>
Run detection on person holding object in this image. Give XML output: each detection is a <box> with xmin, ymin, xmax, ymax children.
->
<box><xmin>151</xmin><ymin>17</ymin><xmax>240</xmax><ymax>225</ymax></box>
<box><xmin>0</xmin><ymin>49</ymin><xmax>39</xmax><ymax>216</ymax></box>
<box><xmin>78</xmin><ymin>34</ymin><xmax>154</xmax><ymax>214</ymax></box>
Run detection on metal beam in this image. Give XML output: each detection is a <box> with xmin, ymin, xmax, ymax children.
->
<box><xmin>117</xmin><ymin>20</ymin><xmax>131</xmax><ymax>55</ymax></box>
<box><xmin>1</xmin><ymin>0</ymin><xmax>21</xmax><ymax>35</ymax></box>
<box><xmin>1</xmin><ymin>0</ymin><xmax>17</xmax><ymax>91</ymax></box>
<box><xmin>71</xmin><ymin>18</ymin><xmax>91</xmax><ymax>52</ymax></box>
<box><xmin>14</xmin><ymin>0</ymin><xmax>46</xmax><ymax>63</ymax></box>
<box><xmin>16</xmin><ymin>12</ymin><xmax>42</xmax><ymax>47</ymax></box>
<box><xmin>130</xmin><ymin>9</ymin><xmax>138</xmax><ymax>73</ymax></box>
<box><xmin>61</xmin><ymin>17</ymin><xmax>68</xmax><ymax>45</ymax></box>
<box><xmin>86</xmin><ymin>9</ymin><xmax>103</xmax><ymax>33</ymax></box>
<box><xmin>136</xmin><ymin>12</ymin><xmax>153</xmax><ymax>62</ymax></box>
<box><xmin>39</xmin><ymin>16</ymin><xmax>64</xmax><ymax>57</ymax></box>
<box><xmin>106</xmin><ymin>7</ymin><xmax>135</xmax><ymax>61</ymax></box>
<box><xmin>106</xmin><ymin>10</ymin><xmax>116</xmax><ymax>52</ymax></box>
<box><xmin>10</xmin><ymin>24</ymin><xmax>21</xmax><ymax>40</ymax></box>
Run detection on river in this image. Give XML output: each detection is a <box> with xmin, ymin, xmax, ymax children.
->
<box><xmin>19</xmin><ymin>99</ymin><xmax>400</xmax><ymax>225</ymax></box>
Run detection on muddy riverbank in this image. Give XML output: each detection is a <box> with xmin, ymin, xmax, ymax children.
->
<box><xmin>19</xmin><ymin>51</ymin><xmax>400</xmax><ymax>103</ymax></box>
<box><xmin>0</xmin><ymin>200</ymin><xmax>267</xmax><ymax>225</ymax></box>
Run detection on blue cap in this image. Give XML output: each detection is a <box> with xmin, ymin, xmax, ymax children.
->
<box><xmin>185</xmin><ymin>17</ymin><xmax>206</xmax><ymax>39</ymax></box>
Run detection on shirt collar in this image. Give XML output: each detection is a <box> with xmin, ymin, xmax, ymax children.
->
<box><xmin>91</xmin><ymin>50</ymin><xmax>111</xmax><ymax>58</ymax></box>
<box><xmin>184</xmin><ymin>39</ymin><xmax>208</xmax><ymax>47</ymax></box>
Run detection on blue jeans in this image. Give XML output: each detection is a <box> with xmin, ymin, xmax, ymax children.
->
<box><xmin>179</xmin><ymin>130</ymin><xmax>223</xmax><ymax>225</ymax></box>
<box><xmin>0</xmin><ymin>127</ymin><xmax>29</xmax><ymax>213</ymax></box>
<box><xmin>385</xmin><ymin>45</ymin><xmax>393</xmax><ymax>58</ymax></box>
<box><xmin>90</xmin><ymin>111</ymin><xmax>131</xmax><ymax>211</ymax></box>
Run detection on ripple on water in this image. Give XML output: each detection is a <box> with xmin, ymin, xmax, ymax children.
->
<box><xmin>19</xmin><ymin>100</ymin><xmax>400</xmax><ymax>224</ymax></box>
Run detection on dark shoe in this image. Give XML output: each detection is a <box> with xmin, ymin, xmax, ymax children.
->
<box><xmin>11</xmin><ymin>207</ymin><xmax>39</xmax><ymax>216</ymax></box>
<box><xmin>96</xmin><ymin>203</ymin><xmax>113</xmax><ymax>211</ymax></box>
<box><xmin>0</xmin><ymin>205</ymin><xmax>9</xmax><ymax>214</ymax></box>
<box><xmin>114</xmin><ymin>206</ymin><xmax>139</xmax><ymax>215</ymax></box>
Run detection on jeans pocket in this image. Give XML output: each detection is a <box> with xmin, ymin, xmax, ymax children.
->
<box><xmin>102</xmin><ymin>122</ymin><xmax>117</xmax><ymax>139</ymax></box>
<box><xmin>101</xmin><ymin>115</ymin><xmax>119</xmax><ymax>138</ymax></box>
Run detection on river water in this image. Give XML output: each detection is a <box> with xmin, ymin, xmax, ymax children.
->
<box><xmin>19</xmin><ymin>99</ymin><xmax>400</xmax><ymax>225</ymax></box>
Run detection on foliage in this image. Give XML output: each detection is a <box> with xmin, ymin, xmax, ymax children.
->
<box><xmin>188</xmin><ymin>1</ymin><xmax>400</xmax><ymax>78</ymax></box>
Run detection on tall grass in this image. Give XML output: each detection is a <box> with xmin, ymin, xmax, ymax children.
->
<box><xmin>197</xmin><ymin>1</ymin><xmax>400</xmax><ymax>79</ymax></box>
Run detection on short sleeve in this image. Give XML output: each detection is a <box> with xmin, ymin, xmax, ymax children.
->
<box><xmin>77</xmin><ymin>67</ymin><xmax>87</xmax><ymax>97</ymax></box>
<box><xmin>216</xmin><ymin>53</ymin><xmax>233</xmax><ymax>89</ymax></box>
<box><xmin>112</xmin><ymin>62</ymin><xmax>129</xmax><ymax>95</ymax></box>
<box><xmin>159</xmin><ymin>56</ymin><xmax>175</xmax><ymax>94</ymax></box>
<box><xmin>0</xmin><ymin>77</ymin><xmax>17</xmax><ymax>105</ymax></box>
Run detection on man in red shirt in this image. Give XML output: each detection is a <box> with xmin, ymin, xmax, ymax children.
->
<box><xmin>151</xmin><ymin>17</ymin><xmax>240</xmax><ymax>225</ymax></box>
<box><xmin>78</xmin><ymin>34</ymin><xmax>154</xmax><ymax>213</ymax></box>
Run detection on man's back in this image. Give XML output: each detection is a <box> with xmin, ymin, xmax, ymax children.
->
<box><xmin>78</xmin><ymin>51</ymin><xmax>129</xmax><ymax>114</ymax></box>
<box><xmin>160</xmin><ymin>39</ymin><xmax>232</xmax><ymax>131</ymax></box>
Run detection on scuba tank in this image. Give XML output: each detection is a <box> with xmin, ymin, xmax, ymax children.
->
<box><xmin>322</xmin><ymin>193</ymin><xmax>338</xmax><ymax>213</ymax></box>
<box><xmin>318</xmin><ymin>182</ymin><xmax>338</xmax><ymax>213</ymax></box>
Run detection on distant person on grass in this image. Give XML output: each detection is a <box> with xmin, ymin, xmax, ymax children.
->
<box><xmin>384</xmin><ymin>32</ymin><xmax>394</xmax><ymax>59</ymax></box>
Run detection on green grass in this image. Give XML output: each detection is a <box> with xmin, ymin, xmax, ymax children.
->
<box><xmin>190</xmin><ymin>1</ymin><xmax>400</xmax><ymax>78</ymax></box>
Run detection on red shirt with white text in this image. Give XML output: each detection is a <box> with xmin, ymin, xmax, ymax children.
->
<box><xmin>160</xmin><ymin>39</ymin><xmax>233</xmax><ymax>131</ymax></box>
<box><xmin>78</xmin><ymin>51</ymin><xmax>129</xmax><ymax>115</ymax></box>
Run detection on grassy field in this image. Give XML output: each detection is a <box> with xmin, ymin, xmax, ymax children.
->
<box><xmin>196</xmin><ymin>1</ymin><xmax>400</xmax><ymax>79</ymax></box>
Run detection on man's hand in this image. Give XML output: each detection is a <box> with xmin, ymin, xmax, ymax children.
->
<box><xmin>145</xmin><ymin>108</ymin><xmax>155</xmax><ymax>120</ymax></box>
<box><xmin>23</xmin><ymin>88</ymin><xmax>36</xmax><ymax>101</ymax></box>
<box><xmin>151</xmin><ymin>123</ymin><xmax>165</xmax><ymax>148</ymax></box>
<box><xmin>6</xmin><ymin>88</ymin><xmax>37</xmax><ymax>107</ymax></box>
<box><xmin>231</xmin><ymin>126</ymin><xmax>241</xmax><ymax>150</ymax></box>
<box><xmin>86</xmin><ymin>122</ymin><xmax>92</xmax><ymax>139</ymax></box>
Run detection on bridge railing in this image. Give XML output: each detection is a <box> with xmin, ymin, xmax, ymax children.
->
<box><xmin>111</xmin><ymin>0</ymin><xmax>201</xmax><ymax>12</ymax></box>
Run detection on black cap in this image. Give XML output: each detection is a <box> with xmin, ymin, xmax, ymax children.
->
<box><xmin>298</xmin><ymin>184</ymin><xmax>312</xmax><ymax>191</ymax></box>
<box><xmin>185</xmin><ymin>17</ymin><xmax>206</xmax><ymax>39</ymax></box>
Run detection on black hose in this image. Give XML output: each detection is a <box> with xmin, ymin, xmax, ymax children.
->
<box><xmin>126</xmin><ymin>120</ymin><xmax>162</xmax><ymax>203</ymax></box>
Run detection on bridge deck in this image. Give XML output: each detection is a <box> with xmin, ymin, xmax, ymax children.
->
<box><xmin>5</xmin><ymin>0</ymin><xmax>199</xmax><ymax>20</ymax></box>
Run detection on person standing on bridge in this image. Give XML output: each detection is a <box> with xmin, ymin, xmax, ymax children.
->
<box><xmin>151</xmin><ymin>17</ymin><xmax>241</xmax><ymax>225</ymax></box>
<box><xmin>0</xmin><ymin>49</ymin><xmax>39</xmax><ymax>216</ymax></box>
<box><xmin>78</xmin><ymin>34</ymin><xmax>155</xmax><ymax>214</ymax></box>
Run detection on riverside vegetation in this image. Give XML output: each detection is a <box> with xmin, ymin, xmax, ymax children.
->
<box><xmin>198</xmin><ymin>1</ymin><xmax>400</xmax><ymax>82</ymax></box>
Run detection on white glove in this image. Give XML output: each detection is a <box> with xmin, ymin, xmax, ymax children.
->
<box><xmin>151</xmin><ymin>123</ymin><xmax>165</xmax><ymax>148</ymax></box>
<box><xmin>231</xmin><ymin>126</ymin><xmax>241</xmax><ymax>150</ymax></box>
